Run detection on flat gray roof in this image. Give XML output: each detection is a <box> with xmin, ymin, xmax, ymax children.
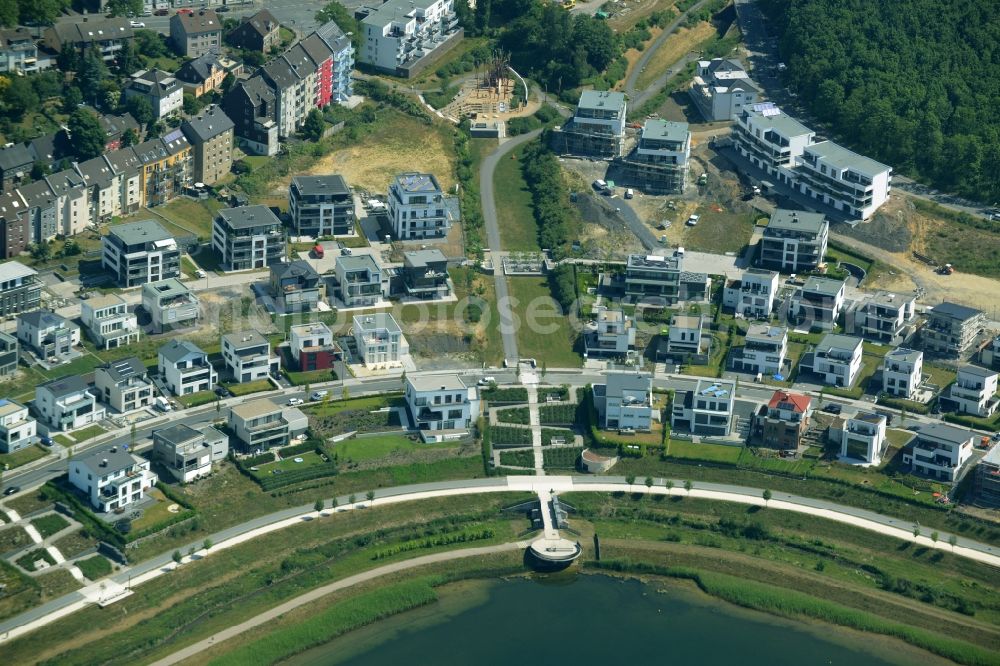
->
<box><xmin>746</xmin><ymin>323</ymin><xmax>786</xmax><ymax>342</ymax></box>
<box><xmin>217</xmin><ymin>205</ymin><xmax>282</xmax><ymax>230</ymax></box>
<box><xmin>746</xmin><ymin>106</ymin><xmax>812</xmax><ymax>138</ymax></box>
<box><xmin>817</xmin><ymin>333</ymin><xmax>862</xmax><ymax>352</ymax></box>
<box><xmin>930</xmin><ymin>301</ymin><xmax>982</xmax><ymax>322</ymax></box>
<box><xmin>805</xmin><ymin>140</ymin><xmax>891</xmax><ymax>177</ymax></box>
<box><xmin>642</xmin><ymin>119</ymin><xmax>688</xmax><ymax>142</ymax></box>
<box><xmin>915</xmin><ymin>422</ymin><xmax>974</xmax><ymax>446</ymax></box>
<box><xmin>109</xmin><ymin>219</ymin><xmax>174</xmax><ymax>245</ymax></box>
<box><xmin>292</xmin><ymin>174</ymin><xmax>350</xmax><ymax>196</ymax></box>
<box><xmin>958</xmin><ymin>364</ymin><xmax>997</xmax><ymax>379</ymax></box>
<box><xmin>337</xmin><ymin>253</ymin><xmax>380</xmax><ymax>273</ymax></box>
<box><xmin>885</xmin><ymin>347</ymin><xmax>922</xmax><ymax>363</ymax></box>
<box><xmin>223</xmin><ymin>329</ymin><xmax>270</xmax><ymax>349</ymax></box>
<box><xmin>767</xmin><ymin>209</ymin><xmax>827</xmax><ymax>233</ymax></box>
<box><xmin>404</xmin><ymin>248</ymin><xmax>447</xmax><ymax>268</ymax></box>
<box><xmin>606</xmin><ymin>372</ymin><xmax>650</xmax><ymax>398</ymax></box>
<box><xmin>0</xmin><ymin>261</ymin><xmax>38</xmax><ymax>282</ymax></box>
<box><xmin>408</xmin><ymin>374</ymin><xmax>467</xmax><ymax>392</ymax></box>
<box><xmin>75</xmin><ymin>447</ymin><xmax>139</xmax><ymax>475</ymax></box>
<box><xmin>803</xmin><ymin>275</ymin><xmax>845</xmax><ymax>296</ymax></box>
<box><xmin>353</xmin><ymin>312</ymin><xmax>401</xmax><ymax>333</ymax></box>
<box><xmin>231</xmin><ymin>398</ymin><xmax>283</xmax><ymax>420</ymax></box>
<box><xmin>393</xmin><ymin>172</ymin><xmax>441</xmax><ymax>194</ymax></box>
<box><xmin>578</xmin><ymin>90</ymin><xmax>626</xmax><ymax>112</ymax></box>
<box><xmin>142</xmin><ymin>278</ymin><xmax>190</xmax><ymax>299</ymax></box>
<box><xmin>362</xmin><ymin>0</ymin><xmax>441</xmax><ymax>26</ymax></box>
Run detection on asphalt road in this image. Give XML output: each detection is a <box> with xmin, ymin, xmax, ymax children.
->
<box><xmin>479</xmin><ymin>129</ymin><xmax>545</xmax><ymax>365</ymax></box>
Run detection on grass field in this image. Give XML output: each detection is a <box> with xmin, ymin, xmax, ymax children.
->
<box><xmin>0</xmin><ymin>444</ymin><xmax>49</xmax><ymax>470</ymax></box>
<box><xmin>680</xmin><ymin>208</ymin><xmax>755</xmax><ymax>254</ymax></box>
<box><xmin>177</xmin><ymin>391</ymin><xmax>218</xmax><ymax>408</ymax></box>
<box><xmin>146</xmin><ymin>198</ymin><xmax>224</xmax><ymax>241</ymax></box>
<box><xmin>331</xmin><ymin>434</ymin><xmax>426</xmax><ymax>462</ymax></box>
<box><xmin>224</xmin><ymin>380</ymin><xmax>274</xmax><ymax>396</ymax></box>
<box><xmin>493</xmin><ymin>147</ymin><xmax>541</xmax><ymax>252</ymax></box>
<box><xmin>666</xmin><ymin>438</ymin><xmax>742</xmax><ymax>463</ymax></box>
<box><xmin>130</xmin><ymin>489</ymin><xmax>182</xmax><ymax>533</ymax></box>
<box><xmin>30</xmin><ymin>513</ymin><xmax>70</xmax><ymax>539</ymax></box>
<box><xmin>0</xmin><ymin>526</ymin><xmax>32</xmax><ymax>554</ymax></box>
<box><xmin>53</xmin><ymin>531</ymin><xmax>100</xmax><ymax>560</ymax></box>
<box><xmin>70</xmin><ymin>424</ymin><xmax>107</xmax><ymax>445</ymax></box>
<box><xmin>74</xmin><ymin>555</ymin><xmax>112</xmax><ymax>581</ymax></box>
<box><xmin>507</xmin><ymin>277</ymin><xmax>583</xmax><ymax>368</ymax></box>
<box><xmin>634</xmin><ymin>20</ymin><xmax>715</xmax><ymax>91</ymax></box>
<box><xmin>257</xmin><ymin>451</ymin><xmax>327</xmax><ymax>475</ymax></box>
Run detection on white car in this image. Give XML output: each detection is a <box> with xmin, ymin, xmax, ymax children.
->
<box><xmin>310</xmin><ymin>390</ymin><xmax>328</xmax><ymax>401</ymax></box>
<box><xmin>130</xmin><ymin>20</ymin><xmax>146</xmax><ymax>28</ymax></box>
<box><xmin>686</xmin><ymin>214</ymin><xmax>700</xmax><ymax>226</ymax></box>
<box><xmin>287</xmin><ymin>397</ymin><xmax>304</xmax><ymax>406</ymax></box>
<box><xmin>478</xmin><ymin>377</ymin><xmax>496</xmax><ymax>386</ymax></box>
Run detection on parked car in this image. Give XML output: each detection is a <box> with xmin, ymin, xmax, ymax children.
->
<box><xmin>310</xmin><ymin>390</ymin><xmax>328</xmax><ymax>401</ymax></box>
<box><xmin>129</xmin><ymin>20</ymin><xmax>145</xmax><ymax>27</ymax></box>
<box><xmin>685</xmin><ymin>214</ymin><xmax>700</xmax><ymax>226</ymax></box>
<box><xmin>216</xmin><ymin>5</ymin><xmax>230</xmax><ymax>11</ymax></box>
<box><xmin>478</xmin><ymin>377</ymin><xmax>496</xmax><ymax>386</ymax></box>
<box><xmin>3</xmin><ymin>486</ymin><xmax>19</xmax><ymax>496</ymax></box>
<box><xmin>214</xmin><ymin>386</ymin><xmax>231</xmax><ymax>397</ymax></box>
<box><xmin>154</xmin><ymin>8</ymin><xmax>168</xmax><ymax>15</ymax></box>
<box><xmin>624</xmin><ymin>188</ymin><xmax>634</xmax><ymax>199</ymax></box>
<box><xmin>822</xmin><ymin>403</ymin><xmax>843</xmax><ymax>415</ymax></box>
<box><xmin>288</xmin><ymin>397</ymin><xmax>304</xmax><ymax>406</ymax></box>
<box><xmin>39</xmin><ymin>436</ymin><xmax>53</xmax><ymax>446</ymax></box>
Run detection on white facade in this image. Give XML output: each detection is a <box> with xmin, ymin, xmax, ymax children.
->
<box><xmin>152</xmin><ymin>424</ymin><xmax>229</xmax><ymax>483</ymax></box>
<box><xmin>671</xmin><ymin>379</ymin><xmax>735</xmax><ymax>437</ymax></box>
<box><xmin>35</xmin><ymin>376</ymin><xmax>107</xmax><ymax>431</ymax></box>
<box><xmin>732</xmin><ymin>104</ymin><xmax>814</xmax><ymax>176</ymax></box>
<box><xmin>881</xmin><ymin>348</ymin><xmax>923</xmax><ymax>399</ymax></box>
<box><xmin>903</xmin><ymin>423</ymin><xmax>975</xmax><ymax>483</ymax></box>
<box><xmin>948</xmin><ymin>365</ymin><xmax>999</xmax><ymax>417</ymax></box>
<box><xmin>790</xmin><ymin>276</ymin><xmax>845</xmax><ymax>330</ymax></box>
<box><xmin>95</xmin><ymin>358</ymin><xmax>154</xmax><ymax>414</ymax></box>
<box><xmin>405</xmin><ymin>374</ymin><xmax>479</xmax><ymax>442</ymax></box>
<box><xmin>81</xmin><ymin>295</ymin><xmax>140</xmax><ymax>350</ymax></box>
<box><xmin>722</xmin><ymin>269</ymin><xmax>779</xmax><ymax>319</ymax></box>
<box><xmin>289</xmin><ymin>322</ymin><xmax>334</xmax><ymax>365</ymax></box>
<box><xmin>731</xmin><ymin>324</ymin><xmax>787</xmax><ymax>376</ymax></box>
<box><xmin>810</xmin><ymin>334</ymin><xmax>863</xmax><ymax>388</ymax></box>
<box><xmin>360</xmin><ymin>0</ymin><xmax>459</xmax><ymax>73</ymax></box>
<box><xmin>353</xmin><ymin>313</ymin><xmax>409</xmax><ymax>368</ymax></box>
<box><xmin>584</xmin><ymin>307</ymin><xmax>636</xmax><ymax>358</ymax></box>
<box><xmin>388</xmin><ymin>172</ymin><xmax>451</xmax><ymax>240</ymax></box>
<box><xmin>158</xmin><ymin>340</ymin><xmax>217</xmax><ymax>397</ymax></box>
<box><xmin>69</xmin><ymin>447</ymin><xmax>157</xmax><ymax>512</ymax></box>
<box><xmin>779</xmin><ymin>140</ymin><xmax>892</xmax><ymax>221</ymax></box>
<box><xmin>831</xmin><ymin>412</ymin><xmax>887</xmax><ymax>465</ymax></box>
<box><xmin>595</xmin><ymin>373</ymin><xmax>654</xmax><ymax>431</ymax></box>
<box><xmin>228</xmin><ymin>399</ymin><xmax>290</xmax><ymax>451</ymax></box>
<box><xmin>689</xmin><ymin>58</ymin><xmax>760</xmax><ymax>121</ymax></box>
<box><xmin>124</xmin><ymin>69</ymin><xmax>183</xmax><ymax>119</ymax></box>
<box><xmin>142</xmin><ymin>278</ymin><xmax>200</xmax><ymax>333</ymax></box>
<box><xmin>16</xmin><ymin>311</ymin><xmax>80</xmax><ymax>361</ymax></box>
<box><xmin>222</xmin><ymin>330</ymin><xmax>279</xmax><ymax>383</ymax></box>
<box><xmin>0</xmin><ymin>399</ymin><xmax>36</xmax><ymax>454</ymax></box>
<box><xmin>850</xmin><ymin>293</ymin><xmax>916</xmax><ymax>343</ymax></box>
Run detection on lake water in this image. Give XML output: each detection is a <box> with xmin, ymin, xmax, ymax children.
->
<box><xmin>285</xmin><ymin>574</ymin><xmax>928</xmax><ymax>666</ymax></box>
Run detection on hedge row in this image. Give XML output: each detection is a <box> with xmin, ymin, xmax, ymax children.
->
<box><xmin>370</xmin><ymin>528</ymin><xmax>496</xmax><ymax>561</ymax></box>
<box><xmin>242</xmin><ymin>452</ymin><xmax>276</xmax><ymax>467</ymax></box>
<box><xmin>279</xmin><ymin>442</ymin><xmax>319</xmax><ymax>458</ymax></box>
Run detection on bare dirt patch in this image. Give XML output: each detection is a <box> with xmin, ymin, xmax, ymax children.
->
<box><xmin>838</xmin><ymin>197</ymin><xmax>913</xmax><ymax>253</ymax></box>
<box><xmin>636</xmin><ymin>21</ymin><xmax>715</xmax><ymax>91</ymax></box>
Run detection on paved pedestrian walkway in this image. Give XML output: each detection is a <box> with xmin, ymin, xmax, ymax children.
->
<box><xmin>526</xmin><ymin>386</ymin><xmax>544</xmax><ymax>476</ymax></box>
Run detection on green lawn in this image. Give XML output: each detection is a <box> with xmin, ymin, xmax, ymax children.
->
<box><xmin>507</xmin><ymin>277</ymin><xmax>582</xmax><ymax>367</ymax></box>
<box><xmin>681</xmin><ymin>208</ymin><xmax>755</xmax><ymax>254</ymax></box>
<box><xmin>145</xmin><ymin>197</ymin><xmax>223</xmax><ymax>242</ymax></box>
<box><xmin>74</xmin><ymin>555</ymin><xmax>112</xmax><ymax>581</ymax></box>
<box><xmin>29</xmin><ymin>514</ymin><xmax>70</xmax><ymax>539</ymax></box>
<box><xmin>493</xmin><ymin>147</ymin><xmax>541</xmax><ymax>252</ymax></box>
<box><xmin>305</xmin><ymin>394</ymin><xmax>401</xmax><ymax>418</ymax></box>
<box><xmin>177</xmin><ymin>391</ymin><xmax>218</xmax><ymax>408</ymax></box>
<box><xmin>130</xmin><ymin>489</ymin><xmax>184</xmax><ymax>533</ymax></box>
<box><xmin>70</xmin><ymin>425</ymin><xmax>107</xmax><ymax>445</ymax></box>
<box><xmin>0</xmin><ymin>444</ymin><xmax>49</xmax><ymax>470</ymax></box>
<box><xmin>257</xmin><ymin>451</ymin><xmax>327</xmax><ymax>475</ymax></box>
<box><xmin>922</xmin><ymin>362</ymin><xmax>957</xmax><ymax>391</ymax></box>
<box><xmin>666</xmin><ymin>438</ymin><xmax>742</xmax><ymax>463</ymax></box>
<box><xmin>224</xmin><ymin>380</ymin><xmax>274</xmax><ymax>396</ymax></box>
<box><xmin>285</xmin><ymin>368</ymin><xmax>339</xmax><ymax>386</ymax></box>
<box><xmin>180</xmin><ymin>256</ymin><xmax>199</xmax><ymax>279</ymax></box>
<box><xmin>38</xmin><ymin>352</ymin><xmax>105</xmax><ymax>380</ymax></box>
<box><xmin>330</xmin><ymin>434</ymin><xmax>428</xmax><ymax>462</ymax></box>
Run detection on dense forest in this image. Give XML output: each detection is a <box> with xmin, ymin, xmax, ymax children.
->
<box><xmin>761</xmin><ymin>0</ymin><xmax>1000</xmax><ymax>202</ymax></box>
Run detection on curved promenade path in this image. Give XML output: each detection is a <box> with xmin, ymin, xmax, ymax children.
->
<box><xmin>3</xmin><ymin>475</ymin><xmax>998</xmax><ymax>647</ymax></box>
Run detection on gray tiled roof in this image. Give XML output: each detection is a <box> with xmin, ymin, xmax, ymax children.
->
<box><xmin>181</xmin><ymin>105</ymin><xmax>235</xmax><ymax>143</ymax></box>
<box><xmin>159</xmin><ymin>339</ymin><xmax>206</xmax><ymax>364</ymax></box>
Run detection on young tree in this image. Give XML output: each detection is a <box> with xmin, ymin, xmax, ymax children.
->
<box><xmin>913</xmin><ymin>526</ymin><xmax>921</xmax><ymax>538</ymax></box>
<box><xmin>68</xmin><ymin>107</ymin><xmax>107</xmax><ymax>161</ymax></box>
<box><xmin>331</xmin><ymin>496</ymin><xmax>338</xmax><ymax>509</ymax></box>
<box><xmin>644</xmin><ymin>476</ymin><xmax>654</xmax><ymax>493</ymax></box>
<box><xmin>930</xmin><ymin>531</ymin><xmax>939</xmax><ymax>544</ymax></box>
<box><xmin>366</xmin><ymin>490</ymin><xmax>375</xmax><ymax>505</ymax></box>
<box><xmin>342</xmin><ymin>386</ymin><xmax>350</xmax><ymax>401</ymax></box>
<box><xmin>183</xmin><ymin>93</ymin><xmax>205</xmax><ymax>116</ymax></box>
<box><xmin>948</xmin><ymin>534</ymin><xmax>958</xmax><ymax>551</ymax></box>
<box><xmin>683</xmin><ymin>479</ymin><xmax>693</xmax><ymax>495</ymax></box>
<box><xmin>172</xmin><ymin>550</ymin><xmax>182</xmax><ymax>564</ymax></box>
<box><xmin>203</xmin><ymin>538</ymin><xmax>213</xmax><ymax>550</ymax></box>
<box><xmin>314</xmin><ymin>498</ymin><xmax>324</xmax><ymax>512</ymax></box>
<box><xmin>29</xmin><ymin>242</ymin><xmax>51</xmax><ymax>263</ymax></box>
<box><xmin>762</xmin><ymin>488</ymin><xmax>772</xmax><ymax>506</ymax></box>
<box><xmin>665</xmin><ymin>479</ymin><xmax>675</xmax><ymax>494</ymax></box>
<box><xmin>348</xmin><ymin>493</ymin><xmax>357</xmax><ymax>505</ymax></box>
<box><xmin>625</xmin><ymin>473</ymin><xmax>636</xmax><ymax>491</ymax></box>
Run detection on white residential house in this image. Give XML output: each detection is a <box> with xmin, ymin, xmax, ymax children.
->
<box><xmin>141</xmin><ymin>278</ymin><xmax>200</xmax><ymax>333</ymax></box>
<box><xmin>689</xmin><ymin>58</ymin><xmax>760</xmax><ymax>121</ymax></box>
<box><xmin>69</xmin><ymin>446</ymin><xmax>158</xmax><ymax>512</ymax></box>
<box><xmin>358</xmin><ymin>0</ymin><xmax>460</xmax><ymax>76</ymax></box>
<box><xmin>35</xmin><ymin>376</ymin><xmax>106</xmax><ymax>431</ymax></box>
<box><xmin>551</xmin><ymin>90</ymin><xmax>627</xmax><ymax>159</ymax></box>
<box><xmin>222</xmin><ymin>330</ymin><xmax>279</xmax><ymax>383</ymax></box>
<box><xmin>829</xmin><ymin>411</ymin><xmax>888</xmax><ymax>465</ymax></box>
<box><xmin>665</xmin><ymin>314</ymin><xmax>706</xmax><ymax>356</ymax></box>
<box><xmin>405</xmin><ymin>374</ymin><xmax>479</xmax><ymax>442</ymax></box>
<box><xmin>81</xmin><ymin>294</ymin><xmax>140</xmax><ymax>350</ymax></box>
<box><xmin>212</xmin><ymin>205</ymin><xmax>285</xmax><ymax>271</ymax></box>
<box><xmin>228</xmin><ymin>399</ymin><xmax>290</xmax><ymax>452</ymax></box>
<box><xmin>584</xmin><ymin>306</ymin><xmax>636</xmax><ymax>359</ymax></box>
<box><xmin>732</xmin><ymin>103</ymin><xmax>814</xmax><ymax>176</ymax></box>
<box><xmin>94</xmin><ymin>357</ymin><xmax>154</xmax><ymax>413</ymax></box>
<box><xmin>759</xmin><ymin>209</ymin><xmax>829</xmax><ymax>273</ymax></box>
<box><xmin>387</xmin><ymin>173</ymin><xmax>451</xmax><ymax>240</ymax></box>
<box><xmin>943</xmin><ymin>365</ymin><xmax>999</xmax><ymax>418</ymax></box>
<box><xmin>334</xmin><ymin>254</ymin><xmax>386</xmax><ymax>308</ymax></box>
<box><xmin>593</xmin><ymin>373</ymin><xmax>654</xmax><ymax>432</ymax></box>
<box><xmin>152</xmin><ymin>424</ymin><xmax>229</xmax><ymax>483</ymax></box>
<box><xmin>722</xmin><ymin>268</ymin><xmax>779</xmax><ymax>319</ymax></box>
<box><xmin>671</xmin><ymin>379</ymin><xmax>735</xmax><ymax>437</ymax></box>
<box><xmin>0</xmin><ymin>399</ymin><xmax>36</xmax><ymax>453</ymax></box>
<box><xmin>16</xmin><ymin>310</ymin><xmax>80</xmax><ymax>362</ymax></box>
<box><xmin>158</xmin><ymin>340</ymin><xmax>217</xmax><ymax>397</ymax></box>
<box><xmin>353</xmin><ymin>313</ymin><xmax>409</xmax><ymax>368</ymax></box>
<box><xmin>807</xmin><ymin>334</ymin><xmax>863</xmax><ymax>388</ymax></box>
<box><xmin>881</xmin><ymin>348</ymin><xmax>923</xmax><ymax>400</ymax></box>
<box><xmin>790</xmin><ymin>276</ymin><xmax>845</xmax><ymax>330</ymax></box>
<box><xmin>730</xmin><ymin>324</ymin><xmax>787</xmax><ymax>376</ymax></box>
<box><xmin>846</xmin><ymin>292</ymin><xmax>916</xmax><ymax>343</ymax></box>
<box><xmin>903</xmin><ymin>423</ymin><xmax>975</xmax><ymax>482</ymax></box>
<box><xmin>124</xmin><ymin>69</ymin><xmax>184</xmax><ymax>119</ymax></box>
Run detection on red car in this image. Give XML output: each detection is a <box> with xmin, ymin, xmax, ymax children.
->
<box><xmin>176</xmin><ymin>8</ymin><xmax>194</xmax><ymax>14</ymax></box>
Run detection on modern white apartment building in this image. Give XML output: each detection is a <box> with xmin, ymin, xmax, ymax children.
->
<box><xmin>102</xmin><ymin>219</ymin><xmax>181</xmax><ymax>288</ymax></box>
<box><xmin>353</xmin><ymin>313</ymin><xmax>409</xmax><ymax>368</ymax></box>
<box><xmin>95</xmin><ymin>356</ymin><xmax>154</xmax><ymax>414</ymax></box>
<box><xmin>142</xmin><ymin>278</ymin><xmax>200</xmax><ymax>333</ymax></box>
<box><xmin>289</xmin><ymin>174</ymin><xmax>355</xmax><ymax>237</ymax></box>
<box><xmin>806</xmin><ymin>334</ymin><xmax>863</xmax><ymax>388</ymax></box>
<box><xmin>942</xmin><ymin>365</ymin><xmax>999</xmax><ymax>418</ymax></box>
<box><xmin>81</xmin><ymin>294</ymin><xmax>140</xmax><ymax>350</ymax></box>
<box><xmin>69</xmin><ymin>446</ymin><xmax>158</xmax><ymax>512</ymax></box>
<box><xmin>830</xmin><ymin>411</ymin><xmax>888</xmax><ymax>465</ymax></box>
<box><xmin>846</xmin><ymin>292</ymin><xmax>916</xmax><ymax>343</ymax></box>
<box><xmin>732</xmin><ymin>103</ymin><xmax>814</xmax><ymax>176</ymax></box>
<box><xmin>903</xmin><ymin>423</ymin><xmax>975</xmax><ymax>483</ymax></box>
<box><xmin>152</xmin><ymin>424</ymin><xmax>229</xmax><ymax>483</ymax></box>
<box><xmin>665</xmin><ymin>314</ymin><xmax>706</xmax><ymax>356</ymax></box>
<box><xmin>158</xmin><ymin>339</ymin><xmax>217</xmax><ymax>397</ymax></box>
<box><xmin>593</xmin><ymin>373</ymin><xmax>654</xmax><ymax>432</ymax></box>
<box><xmin>388</xmin><ymin>173</ymin><xmax>451</xmax><ymax>240</ymax></box>
<box><xmin>758</xmin><ymin>209</ymin><xmax>829</xmax><ymax>273</ymax></box>
<box><xmin>881</xmin><ymin>348</ymin><xmax>923</xmax><ymax>400</ymax></box>
<box><xmin>334</xmin><ymin>254</ymin><xmax>385</xmax><ymax>308</ymax></box>
<box><xmin>671</xmin><ymin>379</ymin><xmax>735</xmax><ymax>437</ymax></box>
<box><xmin>722</xmin><ymin>268</ymin><xmax>779</xmax><ymax>319</ymax></box>
<box><xmin>584</xmin><ymin>306</ymin><xmax>636</xmax><ymax>359</ymax></box>
<box><xmin>624</xmin><ymin>253</ymin><xmax>711</xmax><ymax>305</ymax></box>
<box><xmin>16</xmin><ymin>310</ymin><xmax>80</xmax><ymax>362</ymax></box>
<box><xmin>0</xmin><ymin>399</ymin><xmax>36</xmax><ymax>453</ymax></box>
<box><xmin>358</xmin><ymin>0</ymin><xmax>461</xmax><ymax>77</ymax></box>
<box><xmin>730</xmin><ymin>324</ymin><xmax>787</xmax><ymax>376</ymax></box>
<box><xmin>222</xmin><ymin>330</ymin><xmax>280</xmax><ymax>383</ymax></box>
<box><xmin>779</xmin><ymin>140</ymin><xmax>892</xmax><ymax>221</ymax></box>
<box><xmin>689</xmin><ymin>58</ymin><xmax>760</xmax><ymax>121</ymax></box>
<box><xmin>35</xmin><ymin>376</ymin><xmax>106</xmax><ymax>431</ymax></box>
<box><xmin>790</xmin><ymin>276</ymin><xmax>845</xmax><ymax>330</ymax></box>
<box><xmin>404</xmin><ymin>374</ymin><xmax>479</xmax><ymax>442</ymax></box>
<box><xmin>620</xmin><ymin>119</ymin><xmax>690</xmax><ymax>193</ymax></box>
<box><xmin>228</xmin><ymin>399</ymin><xmax>290</xmax><ymax>452</ymax></box>
<box><xmin>212</xmin><ymin>205</ymin><xmax>285</xmax><ymax>271</ymax></box>
<box><xmin>551</xmin><ymin>90</ymin><xmax>627</xmax><ymax>159</ymax></box>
